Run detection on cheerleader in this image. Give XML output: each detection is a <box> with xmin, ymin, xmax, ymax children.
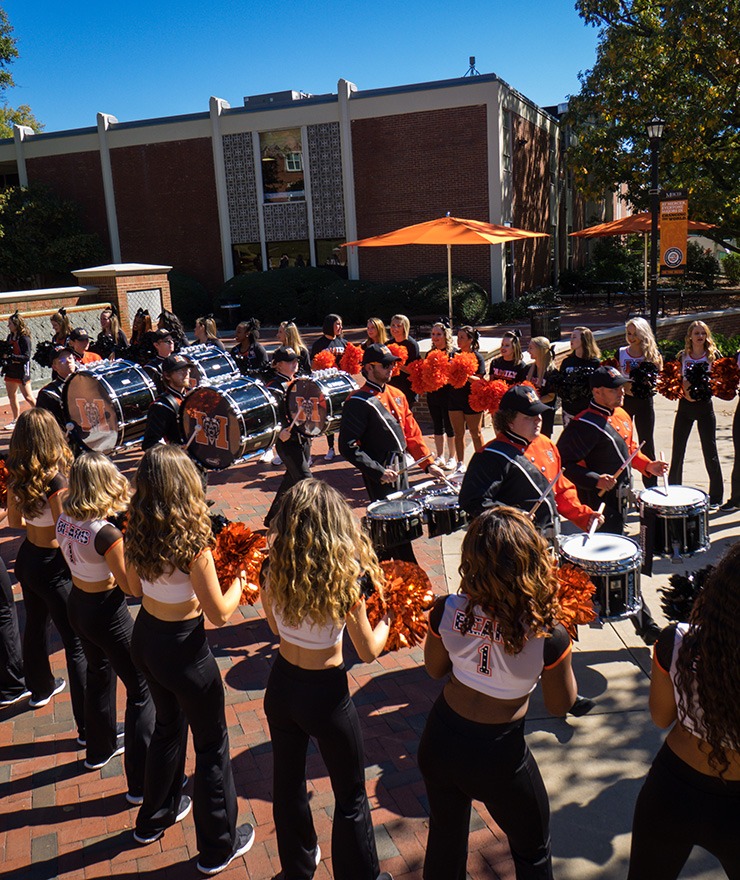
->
<box><xmin>667</xmin><ymin>321</ymin><xmax>723</xmax><ymax>508</ymax></box>
<box><xmin>125</xmin><ymin>445</ymin><xmax>254</xmax><ymax>874</ymax></box>
<box><xmin>447</xmin><ymin>326</ymin><xmax>485</xmax><ymax>471</ymax></box>
<box><xmin>426</xmin><ymin>322</ymin><xmax>456</xmax><ymax>470</ymax></box>
<box><xmin>388</xmin><ymin>313</ymin><xmax>421</xmax><ymax>406</ymax></box>
<box><xmin>489</xmin><ymin>329</ymin><xmax>528</xmax><ymax>385</ymax></box>
<box><xmin>525</xmin><ymin>337</ymin><xmax>559</xmax><ymax>438</ymax></box>
<box><xmin>278</xmin><ymin>319</ymin><xmax>311</xmax><ymax>374</ymax></box>
<box><xmin>0</xmin><ymin>547</ymin><xmax>29</xmax><ymax>708</ymax></box>
<box><xmin>157</xmin><ymin>309</ymin><xmax>188</xmax><ymax>351</ymax></box>
<box><xmin>558</xmin><ymin>326</ymin><xmax>601</xmax><ymax>426</ymax></box>
<box><xmin>3</xmin><ymin>312</ymin><xmax>35</xmax><ymax>431</ymax></box>
<box><xmin>310</xmin><ymin>314</ymin><xmax>346</xmax><ymax>461</ymax></box>
<box><xmin>420</xmin><ymin>507</ymin><xmax>577</xmax><ymax>880</ymax></box>
<box><xmin>725</xmin><ymin>345</ymin><xmax>740</xmax><ymax>510</ymax></box>
<box><xmin>362</xmin><ymin>317</ymin><xmax>388</xmax><ymax>349</ymax></box>
<box><xmin>125</xmin><ymin>308</ymin><xmax>154</xmax><ymax>364</ymax></box>
<box><xmin>92</xmin><ymin>307</ymin><xmax>128</xmax><ymax>358</ymax></box>
<box><xmin>6</xmin><ymin>409</ymin><xmax>87</xmax><ymax>738</ymax></box>
<box><xmin>261</xmin><ymin>479</ymin><xmax>393</xmax><ymax>880</ymax></box>
<box><xmin>628</xmin><ymin>542</ymin><xmax>740</xmax><ymax>879</ymax></box>
<box><xmin>619</xmin><ymin>318</ymin><xmax>663</xmax><ymax>488</ymax></box>
<box><xmin>194</xmin><ymin>315</ymin><xmax>226</xmax><ymax>352</ymax></box>
<box><xmin>58</xmin><ymin>453</ymin><xmax>154</xmax><ymax>798</ymax></box>
<box><xmin>50</xmin><ymin>308</ymin><xmax>72</xmax><ymax>346</ymax></box>
<box><xmin>230</xmin><ymin>319</ymin><xmax>269</xmax><ymax>376</ymax></box>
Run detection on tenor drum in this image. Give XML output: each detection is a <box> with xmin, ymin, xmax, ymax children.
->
<box><xmin>63</xmin><ymin>360</ymin><xmax>157</xmax><ymax>453</ymax></box>
<box><xmin>180</xmin><ymin>344</ymin><xmax>239</xmax><ymax>386</ymax></box>
<box><xmin>286</xmin><ymin>370</ymin><xmax>358</xmax><ymax>436</ymax></box>
<box><xmin>179</xmin><ymin>377</ymin><xmax>279</xmax><ymax>470</ymax></box>
<box><xmin>559</xmin><ymin>533</ymin><xmax>642</xmax><ymax>622</ymax></box>
<box><xmin>422</xmin><ymin>490</ymin><xmax>468</xmax><ymax>538</ymax></box>
<box><xmin>639</xmin><ymin>486</ymin><xmax>710</xmax><ymax>557</ymax></box>
<box><xmin>365</xmin><ymin>499</ymin><xmax>424</xmax><ymax>549</ymax></box>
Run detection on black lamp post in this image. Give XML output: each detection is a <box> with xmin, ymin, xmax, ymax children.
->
<box><xmin>647</xmin><ymin>116</ymin><xmax>665</xmax><ymax>333</ymax></box>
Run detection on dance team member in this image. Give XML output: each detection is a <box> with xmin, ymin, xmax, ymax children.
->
<box><xmin>35</xmin><ymin>345</ymin><xmax>77</xmax><ymax>431</ymax></box>
<box><xmin>231</xmin><ymin>318</ymin><xmax>269</xmax><ymax>376</ymax></box>
<box><xmin>557</xmin><ymin>366</ymin><xmax>667</xmax><ymax>643</ymax></box>
<box><xmin>141</xmin><ymin>353</ymin><xmax>192</xmax><ymax>451</ymax></box>
<box><xmin>0</xmin><ymin>547</ymin><xmax>29</xmax><ymax>708</ymax></box>
<box><xmin>420</xmin><ymin>506</ymin><xmax>578</xmax><ymax>880</ymax></box>
<box><xmin>362</xmin><ymin>317</ymin><xmax>388</xmax><ymax>349</ymax></box>
<box><xmin>157</xmin><ymin>309</ymin><xmax>188</xmax><ymax>351</ymax></box>
<box><xmin>6</xmin><ymin>409</ymin><xmax>87</xmax><ymax>737</ymax></box>
<box><xmin>310</xmin><ymin>314</ymin><xmax>346</xmax><ymax>461</ymax></box>
<box><xmin>526</xmin><ymin>337</ymin><xmax>558</xmax><ymax>438</ymax></box>
<box><xmin>426</xmin><ymin>322</ymin><xmax>456</xmax><ymax>470</ymax></box>
<box><xmin>3</xmin><ymin>312</ymin><xmax>34</xmax><ymax>430</ymax></box>
<box><xmin>447</xmin><ymin>326</ymin><xmax>485</xmax><ymax>472</ymax></box>
<box><xmin>388</xmin><ymin>314</ymin><xmax>420</xmax><ymax>406</ymax></box>
<box><xmin>68</xmin><ymin>328</ymin><xmax>102</xmax><ymax>365</ymax></box>
<box><xmin>278</xmin><ymin>320</ymin><xmax>311</xmax><ymax>374</ymax></box>
<box><xmin>262</xmin><ymin>479</ymin><xmax>394</xmax><ymax>880</ymax></box>
<box><xmin>667</xmin><ymin>320</ymin><xmax>723</xmax><ymax>508</ymax></box>
<box><xmin>628</xmin><ymin>542</ymin><xmax>740</xmax><ymax>878</ymax></box>
<box><xmin>489</xmin><ymin>329</ymin><xmax>528</xmax><ymax>385</ymax></box>
<box><xmin>618</xmin><ymin>318</ymin><xmax>663</xmax><ymax>488</ymax></box>
<box><xmin>194</xmin><ymin>316</ymin><xmax>225</xmax><ymax>351</ymax></box>
<box><xmin>58</xmin><ymin>453</ymin><xmax>154</xmax><ymax>799</ymax></box>
<box><xmin>93</xmin><ymin>307</ymin><xmax>128</xmax><ymax>357</ymax></box>
<box><xmin>125</xmin><ymin>446</ymin><xmax>254</xmax><ymax>874</ymax></box>
<box><xmin>339</xmin><ymin>344</ymin><xmax>445</xmax><ymax>562</ymax></box>
<box><xmin>558</xmin><ymin>326</ymin><xmax>601</xmax><ymax>426</ymax></box>
<box><xmin>50</xmin><ymin>308</ymin><xmax>72</xmax><ymax>346</ymax></box>
<box><xmin>724</xmin><ymin>343</ymin><xmax>740</xmax><ymax>510</ymax></box>
<box><xmin>263</xmin><ymin>346</ymin><xmax>312</xmax><ymax>526</ymax></box>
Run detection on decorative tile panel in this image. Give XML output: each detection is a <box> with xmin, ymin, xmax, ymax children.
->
<box><xmin>223</xmin><ymin>132</ymin><xmax>260</xmax><ymax>243</ymax></box>
<box><xmin>307</xmin><ymin>122</ymin><xmax>345</xmax><ymax>238</ymax></box>
<box><xmin>262</xmin><ymin>202</ymin><xmax>309</xmax><ymax>241</ymax></box>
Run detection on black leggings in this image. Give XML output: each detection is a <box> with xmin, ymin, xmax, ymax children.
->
<box><xmin>264</xmin><ymin>653</ymin><xmax>380</xmax><ymax>880</ymax></box>
<box><xmin>0</xmin><ymin>555</ymin><xmax>26</xmax><ymax>700</ymax></box>
<box><xmin>730</xmin><ymin>398</ymin><xmax>740</xmax><ymax>502</ymax></box>
<box><xmin>418</xmin><ymin>694</ymin><xmax>552</xmax><ymax>880</ymax></box>
<box><xmin>668</xmin><ymin>399</ymin><xmax>723</xmax><ymax>504</ymax></box>
<box><xmin>628</xmin><ymin>743</ymin><xmax>740</xmax><ymax>879</ymax></box>
<box><xmin>623</xmin><ymin>394</ymin><xmax>657</xmax><ymax>487</ymax></box>
<box><xmin>427</xmin><ymin>401</ymin><xmax>454</xmax><ymax>437</ymax></box>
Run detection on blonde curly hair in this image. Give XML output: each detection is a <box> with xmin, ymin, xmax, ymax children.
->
<box><xmin>7</xmin><ymin>409</ymin><xmax>72</xmax><ymax>519</ymax></box>
<box><xmin>266</xmin><ymin>479</ymin><xmax>384</xmax><ymax>628</ymax></box>
<box><xmin>125</xmin><ymin>445</ymin><xmax>212</xmax><ymax>580</ymax></box>
<box><xmin>63</xmin><ymin>452</ymin><xmax>130</xmax><ymax>521</ymax></box>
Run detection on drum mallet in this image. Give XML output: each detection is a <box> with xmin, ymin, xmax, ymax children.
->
<box><xmin>184</xmin><ymin>424</ymin><xmax>202</xmax><ymax>449</ymax></box>
<box><xmin>528</xmin><ymin>468</ymin><xmax>564</xmax><ymax>520</ymax></box>
<box><xmin>583</xmin><ymin>502</ymin><xmax>606</xmax><ymax>545</ymax></box>
<box><xmin>597</xmin><ymin>442</ymin><xmax>644</xmax><ymax>498</ymax></box>
<box><xmin>660</xmin><ymin>451</ymin><xmax>669</xmax><ymax>495</ymax></box>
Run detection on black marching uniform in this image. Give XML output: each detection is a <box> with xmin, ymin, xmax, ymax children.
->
<box><xmin>141</xmin><ymin>387</ymin><xmax>185</xmax><ymax>450</ymax></box>
<box><xmin>144</xmin><ymin>356</ymin><xmax>167</xmax><ymax>393</ymax></box>
<box><xmin>35</xmin><ymin>376</ymin><xmax>67</xmax><ymax>430</ymax></box>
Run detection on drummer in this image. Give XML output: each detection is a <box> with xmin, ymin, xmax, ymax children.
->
<box><xmin>68</xmin><ymin>328</ymin><xmax>103</xmax><ymax>365</ymax></box>
<box><xmin>144</xmin><ymin>329</ymin><xmax>176</xmax><ymax>391</ymax></box>
<box><xmin>36</xmin><ymin>345</ymin><xmax>77</xmax><ymax>430</ymax></box>
<box><xmin>263</xmin><ymin>346</ymin><xmax>312</xmax><ymax>527</ymax></box>
<box><xmin>557</xmin><ymin>365</ymin><xmax>668</xmax><ymax>643</ymax></box>
<box><xmin>141</xmin><ymin>353</ymin><xmax>192</xmax><ymax>451</ymax></box>
<box><xmin>339</xmin><ymin>343</ymin><xmax>446</xmax><ymax>563</ymax></box>
<box><xmin>458</xmin><ymin>385</ymin><xmax>602</xmax><ymax>539</ymax></box>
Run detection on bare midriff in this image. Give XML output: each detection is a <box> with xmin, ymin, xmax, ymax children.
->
<box><xmin>443</xmin><ymin>675</ymin><xmax>530</xmax><ymax>725</ymax></box>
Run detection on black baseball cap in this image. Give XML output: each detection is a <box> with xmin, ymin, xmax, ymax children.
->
<box><xmin>500</xmin><ymin>385</ymin><xmax>549</xmax><ymax>415</ymax></box>
<box><xmin>272</xmin><ymin>345</ymin><xmax>299</xmax><ymax>363</ymax></box>
<box><xmin>152</xmin><ymin>328</ymin><xmax>174</xmax><ymax>342</ymax></box>
<box><xmin>362</xmin><ymin>344</ymin><xmax>400</xmax><ymax>367</ymax></box>
<box><xmin>68</xmin><ymin>328</ymin><xmax>90</xmax><ymax>342</ymax></box>
<box><xmin>51</xmin><ymin>344</ymin><xmax>75</xmax><ymax>361</ymax></box>
<box><xmin>589</xmin><ymin>366</ymin><xmax>630</xmax><ymax>389</ymax></box>
<box><xmin>162</xmin><ymin>353</ymin><xmax>192</xmax><ymax>373</ymax></box>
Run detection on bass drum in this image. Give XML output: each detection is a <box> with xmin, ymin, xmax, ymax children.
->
<box><xmin>180</xmin><ymin>344</ymin><xmax>239</xmax><ymax>386</ymax></box>
<box><xmin>63</xmin><ymin>360</ymin><xmax>157</xmax><ymax>453</ymax></box>
<box><xmin>286</xmin><ymin>370</ymin><xmax>358</xmax><ymax>436</ymax></box>
<box><xmin>179</xmin><ymin>377</ymin><xmax>279</xmax><ymax>470</ymax></box>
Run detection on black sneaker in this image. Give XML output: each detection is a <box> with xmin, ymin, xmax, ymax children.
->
<box><xmin>0</xmin><ymin>688</ymin><xmax>31</xmax><ymax>708</ymax></box>
<box><xmin>721</xmin><ymin>499</ymin><xmax>738</xmax><ymax>511</ymax></box>
<box><xmin>196</xmin><ymin>823</ymin><xmax>255</xmax><ymax>875</ymax></box>
<box><xmin>133</xmin><ymin>795</ymin><xmax>192</xmax><ymax>845</ymax></box>
<box><xmin>569</xmin><ymin>695</ymin><xmax>596</xmax><ymax>717</ymax></box>
<box><xmin>29</xmin><ymin>678</ymin><xmax>66</xmax><ymax>708</ymax></box>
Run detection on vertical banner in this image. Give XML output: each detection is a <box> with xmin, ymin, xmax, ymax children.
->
<box><xmin>659</xmin><ymin>189</ymin><xmax>688</xmax><ymax>276</ymax></box>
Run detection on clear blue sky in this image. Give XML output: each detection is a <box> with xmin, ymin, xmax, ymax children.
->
<box><xmin>4</xmin><ymin>0</ymin><xmax>600</xmax><ymax>133</ymax></box>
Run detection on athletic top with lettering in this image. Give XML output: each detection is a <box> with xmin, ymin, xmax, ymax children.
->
<box><xmin>681</xmin><ymin>353</ymin><xmax>709</xmax><ymax>376</ymax></box>
<box><xmin>618</xmin><ymin>346</ymin><xmax>645</xmax><ymax>376</ymax></box>
<box><xmin>23</xmin><ymin>473</ymin><xmax>66</xmax><ymax>528</ymax></box>
<box><xmin>56</xmin><ymin>515</ymin><xmax>123</xmax><ymax>581</ymax></box>
<box><xmin>428</xmin><ymin>594</ymin><xmax>571</xmax><ymax>699</ymax></box>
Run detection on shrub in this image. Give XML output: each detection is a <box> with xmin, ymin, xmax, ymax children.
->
<box><xmin>217</xmin><ymin>267</ymin><xmax>339</xmax><ymax>324</ymax></box>
<box><xmin>721</xmin><ymin>252</ymin><xmax>740</xmax><ymax>286</ymax></box>
<box><xmin>403</xmin><ymin>274</ymin><xmax>489</xmax><ymax>325</ymax></box>
<box><xmin>169</xmin><ymin>270</ymin><xmax>211</xmax><ymax>329</ymax></box>
<box><xmin>486</xmin><ymin>287</ymin><xmax>560</xmax><ymax>324</ymax></box>
<box><xmin>687</xmin><ymin>241</ymin><xmax>720</xmax><ymax>289</ymax></box>
<box><xmin>584</xmin><ymin>237</ymin><xmax>643</xmax><ymax>290</ymax></box>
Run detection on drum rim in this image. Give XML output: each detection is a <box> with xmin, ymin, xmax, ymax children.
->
<box><xmin>366</xmin><ymin>499</ymin><xmax>424</xmax><ymax>518</ymax></box>
<box><xmin>639</xmin><ymin>485</ymin><xmax>708</xmax><ymax>514</ymax></box>
<box><xmin>422</xmin><ymin>495</ymin><xmax>461</xmax><ymax>510</ymax></box>
<box><xmin>559</xmin><ymin>532</ymin><xmax>641</xmax><ymax>567</ymax></box>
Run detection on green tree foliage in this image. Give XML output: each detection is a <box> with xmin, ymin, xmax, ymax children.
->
<box><xmin>0</xmin><ymin>6</ymin><xmax>42</xmax><ymax>137</ymax></box>
<box><xmin>567</xmin><ymin>0</ymin><xmax>740</xmax><ymax>242</ymax></box>
<box><xmin>0</xmin><ymin>185</ymin><xmax>106</xmax><ymax>289</ymax></box>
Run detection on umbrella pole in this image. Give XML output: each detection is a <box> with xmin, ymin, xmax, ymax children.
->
<box><xmin>447</xmin><ymin>243</ymin><xmax>453</xmax><ymax>327</ymax></box>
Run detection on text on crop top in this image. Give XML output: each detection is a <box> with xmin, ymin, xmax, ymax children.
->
<box><xmin>56</xmin><ymin>515</ymin><xmax>122</xmax><ymax>581</ymax></box>
<box><xmin>618</xmin><ymin>346</ymin><xmax>645</xmax><ymax>376</ymax></box>
<box><xmin>22</xmin><ymin>473</ymin><xmax>67</xmax><ymax>527</ymax></box>
<box><xmin>141</xmin><ymin>563</ymin><xmax>198</xmax><ymax>603</ymax></box>
<box><xmin>428</xmin><ymin>594</ymin><xmax>571</xmax><ymax>700</ymax></box>
<box><xmin>682</xmin><ymin>353</ymin><xmax>709</xmax><ymax>376</ymax></box>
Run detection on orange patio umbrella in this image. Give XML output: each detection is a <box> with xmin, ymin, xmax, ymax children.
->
<box><xmin>344</xmin><ymin>214</ymin><xmax>548</xmax><ymax>324</ymax></box>
<box><xmin>569</xmin><ymin>212</ymin><xmax>715</xmax><ymax>238</ymax></box>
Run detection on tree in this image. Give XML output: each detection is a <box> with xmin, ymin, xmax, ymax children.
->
<box><xmin>567</xmin><ymin>0</ymin><xmax>740</xmax><ymax>245</ymax></box>
<box><xmin>0</xmin><ymin>6</ymin><xmax>42</xmax><ymax>138</ymax></box>
<box><xmin>0</xmin><ymin>185</ymin><xmax>106</xmax><ymax>289</ymax></box>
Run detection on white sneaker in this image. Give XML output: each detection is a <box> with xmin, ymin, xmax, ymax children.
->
<box><xmin>433</xmin><ymin>456</ymin><xmax>446</xmax><ymax>468</ymax></box>
<box><xmin>325</xmin><ymin>448</ymin><xmax>336</xmax><ymax>461</ymax></box>
<box><xmin>271</xmin><ymin>455</ymin><xmax>282</xmax><ymax>467</ymax></box>
<box><xmin>261</xmin><ymin>447</ymin><xmax>275</xmax><ymax>464</ymax></box>
<box><xmin>3</xmin><ymin>421</ymin><xmax>15</xmax><ymax>431</ymax></box>
<box><xmin>444</xmin><ymin>457</ymin><xmax>457</xmax><ymax>471</ymax></box>
<box><xmin>454</xmin><ymin>461</ymin><xmax>467</xmax><ymax>474</ymax></box>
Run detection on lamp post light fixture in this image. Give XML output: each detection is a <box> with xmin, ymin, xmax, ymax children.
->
<box><xmin>647</xmin><ymin>116</ymin><xmax>665</xmax><ymax>333</ymax></box>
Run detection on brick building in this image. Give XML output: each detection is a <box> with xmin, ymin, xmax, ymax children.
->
<box><xmin>0</xmin><ymin>74</ymin><xmax>595</xmax><ymax>301</ymax></box>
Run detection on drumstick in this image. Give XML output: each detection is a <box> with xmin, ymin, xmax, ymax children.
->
<box><xmin>529</xmin><ymin>468</ymin><xmax>564</xmax><ymax>519</ymax></box>
<box><xmin>184</xmin><ymin>424</ymin><xmax>202</xmax><ymax>449</ymax></box>
<box><xmin>394</xmin><ymin>453</ymin><xmax>435</xmax><ymax>475</ymax></box>
<box><xmin>285</xmin><ymin>402</ymin><xmax>305</xmax><ymax>432</ymax></box>
<box><xmin>386</xmin><ymin>480</ymin><xmax>435</xmax><ymax>501</ymax></box>
<box><xmin>583</xmin><ymin>502</ymin><xmax>605</xmax><ymax>544</ymax></box>
<box><xmin>660</xmin><ymin>451</ymin><xmax>669</xmax><ymax>495</ymax></box>
<box><xmin>597</xmin><ymin>442</ymin><xmax>644</xmax><ymax>498</ymax></box>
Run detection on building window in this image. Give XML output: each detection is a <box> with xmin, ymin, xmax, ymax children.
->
<box><xmin>502</xmin><ymin>112</ymin><xmax>512</xmax><ymax>173</ymax></box>
<box><xmin>233</xmin><ymin>243</ymin><xmax>263</xmax><ymax>274</ymax></box>
<box><xmin>259</xmin><ymin>129</ymin><xmax>305</xmax><ymax>202</ymax></box>
<box><xmin>285</xmin><ymin>152</ymin><xmax>303</xmax><ymax>173</ymax></box>
<box><xmin>267</xmin><ymin>241</ymin><xmax>310</xmax><ymax>270</ymax></box>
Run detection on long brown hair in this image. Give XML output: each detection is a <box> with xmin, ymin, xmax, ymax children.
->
<box><xmin>457</xmin><ymin>507</ymin><xmax>560</xmax><ymax>654</ymax></box>
<box><xmin>574</xmin><ymin>326</ymin><xmax>601</xmax><ymax>360</ymax></box>
<box><xmin>8</xmin><ymin>313</ymin><xmax>30</xmax><ymax>338</ymax></box>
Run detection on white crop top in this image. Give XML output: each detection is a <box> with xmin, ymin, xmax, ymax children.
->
<box><xmin>272</xmin><ymin>603</ymin><xmax>346</xmax><ymax>650</ymax></box>
<box><xmin>141</xmin><ymin>564</ymin><xmax>197</xmax><ymax>603</ymax></box>
<box><xmin>682</xmin><ymin>353</ymin><xmax>709</xmax><ymax>376</ymax></box>
<box><xmin>429</xmin><ymin>594</ymin><xmax>571</xmax><ymax>700</ymax></box>
<box><xmin>56</xmin><ymin>515</ymin><xmax>120</xmax><ymax>581</ymax></box>
<box><xmin>22</xmin><ymin>473</ymin><xmax>66</xmax><ymax>527</ymax></box>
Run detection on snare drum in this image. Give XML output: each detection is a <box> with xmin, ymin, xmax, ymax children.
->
<box><xmin>365</xmin><ymin>499</ymin><xmax>424</xmax><ymax>549</ymax></box>
<box><xmin>559</xmin><ymin>533</ymin><xmax>642</xmax><ymax>622</ymax></box>
<box><xmin>422</xmin><ymin>491</ymin><xmax>468</xmax><ymax>538</ymax></box>
<box><xmin>286</xmin><ymin>370</ymin><xmax>358</xmax><ymax>436</ymax></box>
<box><xmin>63</xmin><ymin>360</ymin><xmax>157</xmax><ymax>453</ymax></box>
<box><xmin>639</xmin><ymin>486</ymin><xmax>710</xmax><ymax>557</ymax></box>
<box><xmin>180</xmin><ymin>344</ymin><xmax>239</xmax><ymax>386</ymax></box>
<box><xmin>179</xmin><ymin>377</ymin><xmax>279</xmax><ymax>470</ymax></box>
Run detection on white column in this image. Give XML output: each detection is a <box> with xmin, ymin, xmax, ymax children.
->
<box><xmin>251</xmin><ymin>133</ymin><xmax>268</xmax><ymax>272</ymax></box>
<box><xmin>209</xmin><ymin>97</ymin><xmax>235</xmax><ymax>282</ymax></box>
<box><xmin>13</xmin><ymin>124</ymin><xmax>35</xmax><ymax>188</ymax></box>
<box><xmin>97</xmin><ymin>112</ymin><xmax>122</xmax><ymax>263</ymax></box>
<box><xmin>337</xmin><ymin>78</ymin><xmax>359</xmax><ymax>280</ymax></box>
<box><xmin>301</xmin><ymin>124</ymin><xmax>317</xmax><ymax>267</ymax></box>
<box><xmin>486</xmin><ymin>84</ymin><xmax>506</xmax><ymax>302</ymax></box>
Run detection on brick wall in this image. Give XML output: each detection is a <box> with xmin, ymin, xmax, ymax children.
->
<box><xmin>352</xmin><ymin>106</ymin><xmax>492</xmax><ymax>289</ymax></box>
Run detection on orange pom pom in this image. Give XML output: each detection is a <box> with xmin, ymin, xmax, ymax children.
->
<box><xmin>0</xmin><ymin>458</ymin><xmax>7</xmax><ymax>509</ymax></box>
<box><xmin>447</xmin><ymin>351</ymin><xmax>479</xmax><ymax>388</ymax></box>
<box><xmin>339</xmin><ymin>342</ymin><xmax>363</xmax><ymax>375</ymax></box>
<box><xmin>557</xmin><ymin>562</ymin><xmax>597</xmax><ymax>638</ymax></box>
<box><xmin>711</xmin><ymin>356</ymin><xmax>740</xmax><ymax>400</ymax></box>
<box><xmin>212</xmin><ymin>522</ymin><xmax>267</xmax><ymax>605</ymax></box>
<box><xmin>407</xmin><ymin>359</ymin><xmax>427</xmax><ymax>395</ymax></box>
<box><xmin>423</xmin><ymin>349</ymin><xmax>450</xmax><ymax>392</ymax></box>
<box><xmin>311</xmin><ymin>349</ymin><xmax>337</xmax><ymax>371</ymax></box>
<box><xmin>386</xmin><ymin>343</ymin><xmax>408</xmax><ymax>377</ymax></box>
<box><xmin>365</xmin><ymin>561</ymin><xmax>435</xmax><ymax>652</ymax></box>
<box><xmin>657</xmin><ymin>360</ymin><xmax>684</xmax><ymax>401</ymax></box>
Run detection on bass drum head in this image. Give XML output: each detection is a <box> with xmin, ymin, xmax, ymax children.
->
<box><xmin>181</xmin><ymin>344</ymin><xmax>239</xmax><ymax>386</ymax></box>
<box><xmin>287</xmin><ymin>372</ymin><xmax>358</xmax><ymax>436</ymax></box>
<box><xmin>559</xmin><ymin>533</ymin><xmax>641</xmax><ymax>569</ymax></box>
